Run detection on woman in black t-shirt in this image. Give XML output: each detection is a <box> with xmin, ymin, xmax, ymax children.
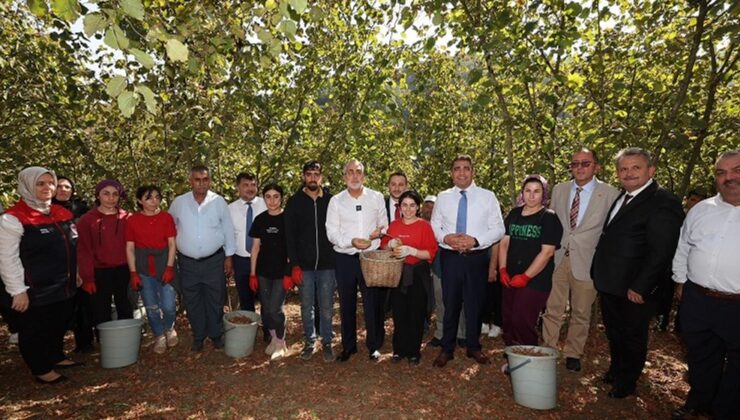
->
<box><xmin>249</xmin><ymin>183</ymin><xmax>290</xmax><ymax>361</ymax></box>
<box><xmin>498</xmin><ymin>175</ymin><xmax>563</xmax><ymax>346</ymax></box>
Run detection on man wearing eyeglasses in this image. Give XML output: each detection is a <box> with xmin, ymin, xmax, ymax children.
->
<box><xmin>542</xmin><ymin>148</ymin><xmax>619</xmax><ymax>373</ymax></box>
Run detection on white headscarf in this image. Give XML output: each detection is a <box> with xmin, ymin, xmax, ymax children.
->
<box><xmin>17</xmin><ymin>166</ymin><xmax>57</xmax><ymax>214</ymax></box>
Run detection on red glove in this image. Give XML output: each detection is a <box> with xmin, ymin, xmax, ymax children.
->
<box><xmin>283</xmin><ymin>275</ymin><xmax>294</xmax><ymax>291</ymax></box>
<box><xmin>498</xmin><ymin>268</ymin><xmax>511</xmax><ymax>287</ymax></box>
<box><xmin>130</xmin><ymin>272</ymin><xmax>142</xmax><ymax>291</ymax></box>
<box><xmin>162</xmin><ymin>266</ymin><xmax>175</xmax><ymax>284</ymax></box>
<box><xmin>291</xmin><ymin>266</ymin><xmax>303</xmax><ymax>285</ymax></box>
<box><xmin>80</xmin><ymin>281</ymin><xmax>96</xmax><ymax>295</ymax></box>
<box><xmin>249</xmin><ymin>274</ymin><xmax>258</xmax><ymax>293</ymax></box>
<box><xmin>509</xmin><ymin>273</ymin><xmax>532</xmax><ymax>288</ymax></box>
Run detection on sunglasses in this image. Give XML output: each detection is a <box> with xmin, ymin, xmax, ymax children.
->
<box><xmin>569</xmin><ymin>160</ymin><xmax>593</xmax><ymax>169</ymax></box>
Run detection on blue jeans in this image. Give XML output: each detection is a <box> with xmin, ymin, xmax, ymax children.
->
<box><xmin>140</xmin><ymin>274</ymin><xmax>177</xmax><ymax>337</ymax></box>
<box><xmin>298</xmin><ymin>269</ymin><xmax>336</xmax><ymax>345</ymax></box>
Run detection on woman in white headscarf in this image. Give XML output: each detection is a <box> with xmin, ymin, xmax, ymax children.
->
<box><xmin>0</xmin><ymin>167</ymin><xmax>82</xmax><ymax>384</ymax></box>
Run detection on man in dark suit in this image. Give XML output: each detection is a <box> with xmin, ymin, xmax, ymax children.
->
<box><xmin>385</xmin><ymin>171</ymin><xmax>408</xmax><ymax>225</ymax></box>
<box><xmin>591</xmin><ymin>147</ymin><xmax>684</xmax><ymax>398</ymax></box>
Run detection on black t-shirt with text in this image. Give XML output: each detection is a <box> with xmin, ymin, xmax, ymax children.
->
<box><xmin>504</xmin><ymin>206</ymin><xmax>563</xmax><ymax>292</ymax></box>
<box><xmin>249</xmin><ymin>211</ymin><xmax>288</xmax><ymax>279</ymax></box>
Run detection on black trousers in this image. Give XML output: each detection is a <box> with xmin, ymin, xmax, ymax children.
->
<box><xmin>481</xmin><ymin>280</ymin><xmax>502</xmax><ymax>326</ymax></box>
<box><xmin>391</xmin><ymin>265</ymin><xmax>429</xmax><ymax>359</ymax></box>
<box><xmin>0</xmin><ymin>304</ymin><xmax>19</xmax><ymax>334</ymax></box>
<box><xmin>17</xmin><ymin>298</ymin><xmax>73</xmax><ymax>375</ymax></box>
<box><xmin>335</xmin><ymin>253</ymin><xmax>386</xmax><ymax>353</ymax></box>
<box><xmin>680</xmin><ymin>281</ymin><xmax>740</xmax><ymax>419</ymax></box>
<box><xmin>72</xmin><ymin>288</ymin><xmax>95</xmax><ymax>349</ymax></box>
<box><xmin>440</xmin><ymin>249</ymin><xmax>490</xmax><ymax>353</ymax></box>
<box><xmin>600</xmin><ymin>292</ymin><xmax>656</xmax><ymax>393</ymax></box>
<box><xmin>90</xmin><ymin>265</ymin><xmax>133</xmax><ymax>327</ymax></box>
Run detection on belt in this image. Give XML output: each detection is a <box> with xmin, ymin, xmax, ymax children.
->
<box><xmin>444</xmin><ymin>247</ymin><xmax>490</xmax><ymax>257</ymax></box>
<box><xmin>691</xmin><ymin>281</ymin><xmax>740</xmax><ymax>301</ymax></box>
<box><xmin>178</xmin><ymin>249</ymin><xmax>223</xmax><ymax>262</ymax></box>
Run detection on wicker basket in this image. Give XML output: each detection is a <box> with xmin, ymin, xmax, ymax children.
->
<box><xmin>360</xmin><ymin>250</ymin><xmax>404</xmax><ymax>288</ymax></box>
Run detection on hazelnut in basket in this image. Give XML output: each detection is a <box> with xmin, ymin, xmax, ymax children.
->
<box><xmin>388</xmin><ymin>238</ymin><xmax>403</xmax><ymax>250</ymax></box>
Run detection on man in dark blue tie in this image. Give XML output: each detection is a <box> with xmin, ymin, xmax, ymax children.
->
<box><xmin>228</xmin><ymin>173</ymin><xmax>266</xmax><ymax>313</ymax></box>
<box><xmin>430</xmin><ymin>154</ymin><xmax>505</xmax><ymax>367</ymax></box>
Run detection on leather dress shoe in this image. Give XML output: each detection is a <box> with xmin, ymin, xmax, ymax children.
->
<box><xmin>607</xmin><ymin>386</ymin><xmax>635</xmax><ymax>398</ymax></box>
<box><xmin>338</xmin><ymin>347</ymin><xmax>357</xmax><ymax>362</ymax></box>
<box><xmin>36</xmin><ymin>374</ymin><xmax>68</xmax><ymax>385</ymax></box>
<box><xmin>602</xmin><ymin>371</ymin><xmax>615</xmax><ymax>384</ymax></box>
<box><xmin>433</xmin><ymin>351</ymin><xmax>454</xmax><ymax>368</ymax></box>
<box><xmin>565</xmin><ymin>357</ymin><xmax>581</xmax><ymax>372</ymax></box>
<box><xmin>211</xmin><ymin>335</ymin><xmax>225</xmax><ymax>349</ymax></box>
<box><xmin>466</xmin><ymin>350</ymin><xmax>489</xmax><ymax>364</ymax></box>
<box><xmin>456</xmin><ymin>338</ymin><xmax>466</xmax><ymax>348</ymax></box>
<box><xmin>191</xmin><ymin>339</ymin><xmax>204</xmax><ymax>352</ymax></box>
<box><xmin>54</xmin><ymin>360</ymin><xmax>85</xmax><ymax>370</ymax></box>
<box><xmin>671</xmin><ymin>405</ymin><xmax>710</xmax><ymax>419</ymax></box>
<box><xmin>427</xmin><ymin>337</ymin><xmax>442</xmax><ymax>347</ymax></box>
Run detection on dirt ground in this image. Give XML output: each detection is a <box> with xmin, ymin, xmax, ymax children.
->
<box><xmin>0</xmin><ymin>291</ymin><xmax>692</xmax><ymax>419</ymax></box>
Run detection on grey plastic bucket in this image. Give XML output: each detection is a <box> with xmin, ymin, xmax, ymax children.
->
<box><xmin>97</xmin><ymin>319</ymin><xmax>144</xmax><ymax>369</ymax></box>
<box><xmin>223</xmin><ymin>311</ymin><xmax>261</xmax><ymax>358</ymax></box>
<box><xmin>504</xmin><ymin>345</ymin><xmax>559</xmax><ymax>410</ymax></box>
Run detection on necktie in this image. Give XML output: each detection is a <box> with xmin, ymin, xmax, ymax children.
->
<box><xmin>619</xmin><ymin>194</ymin><xmax>633</xmax><ymax>210</ymax></box>
<box><xmin>569</xmin><ymin>187</ymin><xmax>582</xmax><ymax>230</ymax></box>
<box><xmin>394</xmin><ymin>202</ymin><xmax>400</xmax><ymax>221</ymax></box>
<box><xmin>245</xmin><ymin>202</ymin><xmax>253</xmax><ymax>252</ymax></box>
<box><xmin>456</xmin><ymin>190</ymin><xmax>467</xmax><ymax>234</ymax></box>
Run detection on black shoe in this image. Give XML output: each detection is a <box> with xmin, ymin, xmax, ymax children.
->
<box><xmin>73</xmin><ymin>345</ymin><xmax>94</xmax><ymax>354</ymax></box>
<box><xmin>427</xmin><ymin>337</ymin><xmax>442</xmax><ymax>347</ymax></box>
<box><xmin>456</xmin><ymin>338</ymin><xmax>466</xmax><ymax>348</ymax></box>
<box><xmin>607</xmin><ymin>386</ymin><xmax>635</xmax><ymax>398</ymax></box>
<box><xmin>391</xmin><ymin>354</ymin><xmax>402</xmax><ymax>364</ymax></box>
<box><xmin>602</xmin><ymin>372</ymin><xmax>615</xmax><ymax>384</ymax></box>
<box><xmin>408</xmin><ymin>356</ymin><xmax>421</xmax><ymax>366</ymax></box>
<box><xmin>35</xmin><ymin>374</ymin><xmax>68</xmax><ymax>385</ymax></box>
<box><xmin>191</xmin><ymin>339</ymin><xmax>204</xmax><ymax>352</ymax></box>
<box><xmin>211</xmin><ymin>335</ymin><xmax>225</xmax><ymax>349</ymax></box>
<box><xmin>565</xmin><ymin>357</ymin><xmax>581</xmax><ymax>372</ymax></box>
<box><xmin>54</xmin><ymin>360</ymin><xmax>85</xmax><ymax>370</ymax></box>
<box><xmin>338</xmin><ymin>347</ymin><xmax>357</xmax><ymax>362</ymax></box>
<box><xmin>671</xmin><ymin>406</ymin><xmax>710</xmax><ymax>419</ymax></box>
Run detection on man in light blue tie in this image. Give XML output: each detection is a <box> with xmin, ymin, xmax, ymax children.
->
<box><xmin>430</xmin><ymin>154</ymin><xmax>505</xmax><ymax>367</ymax></box>
<box><xmin>228</xmin><ymin>173</ymin><xmax>266</xmax><ymax>313</ymax></box>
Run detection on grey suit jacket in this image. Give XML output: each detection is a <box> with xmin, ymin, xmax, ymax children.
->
<box><xmin>550</xmin><ymin>178</ymin><xmax>619</xmax><ymax>281</ymax></box>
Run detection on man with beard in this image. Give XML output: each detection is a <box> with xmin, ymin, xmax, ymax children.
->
<box><xmin>326</xmin><ymin>159</ymin><xmax>387</xmax><ymax>362</ymax></box>
<box><xmin>671</xmin><ymin>150</ymin><xmax>740</xmax><ymax>419</ymax></box>
<box><xmin>591</xmin><ymin>147</ymin><xmax>683</xmax><ymax>398</ymax></box>
<box><xmin>284</xmin><ymin>161</ymin><xmax>337</xmax><ymax>362</ymax></box>
<box><xmin>386</xmin><ymin>171</ymin><xmax>408</xmax><ymax>224</ymax></box>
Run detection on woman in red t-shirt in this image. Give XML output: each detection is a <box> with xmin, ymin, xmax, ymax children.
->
<box><xmin>381</xmin><ymin>190</ymin><xmax>438</xmax><ymax>365</ymax></box>
<box><xmin>124</xmin><ymin>186</ymin><xmax>177</xmax><ymax>354</ymax></box>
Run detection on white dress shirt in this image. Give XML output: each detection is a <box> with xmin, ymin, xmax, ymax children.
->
<box><xmin>608</xmin><ymin>178</ymin><xmax>654</xmax><ymax>223</ymax></box>
<box><xmin>431</xmin><ymin>181</ymin><xmax>505</xmax><ymax>250</ymax></box>
<box><xmin>169</xmin><ymin>191</ymin><xmax>236</xmax><ymax>259</ymax></box>
<box><xmin>569</xmin><ymin>177</ymin><xmax>597</xmax><ymax>228</ymax></box>
<box><xmin>228</xmin><ymin>196</ymin><xmax>266</xmax><ymax>257</ymax></box>
<box><xmin>326</xmin><ymin>187</ymin><xmax>387</xmax><ymax>255</ymax></box>
<box><xmin>672</xmin><ymin>194</ymin><xmax>740</xmax><ymax>293</ymax></box>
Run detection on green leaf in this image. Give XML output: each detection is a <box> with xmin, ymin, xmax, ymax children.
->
<box><xmin>279</xmin><ymin>20</ymin><xmax>297</xmax><ymax>37</ymax></box>
<box><xmin>566</xmin><ymin>73</ymin><xmax>585</xmax><ymax>88</ymax></box>
<box><xmin>288</xmin><ymin>0</ymin><xmax>307</xmax><ymax>14</ymax></box>
<box><xmin>165</xmin><ymin>39</ymin><xmax>189</xmax><ymax>62</ymax></box>
<box><xmin>257</xmin><ymin>29</ymin><xmax>273</xmax><ymax>44</ymax></box>
<box><xmin>51</xmin><ymin>0</ymin><xmax>80</xmax><ymax>22</ymax></box>
<box><xmin>130</xmin><ymin>48</ymin><xmax>155</xmax><ymax>69</ymax></box>
<box><xmin>105</xmin><ymin>76</ymin><xmax>127</xmax><ymax>98</ymax></box>
<box><xmin>83</xmin><ymin>13</ymin><xmax>107</xmax><ymax>37</ymax></box>
<box><xmin>104</xmin><ymin>25</ymin><xmax>130</xmax><ymax>50</ymax></box>
<box><xmin>27</xmin><ymin>0</ymin><xmax>48</xmax><ymax>17</ymax></box>
<box><xmin>432</xmin><ymin>12</ymin><xmax>442</xmax><ymax>26</ymax></box>
<box><xmin>467</xmin><ymin>68</ymin><xmax>483</xmax><ymax>85</ymax></box>
<box><xmin>117</xmin><ymin>90</ymin><xmax>138</xmax><ymax>118</ymax></box>
<box><xmin>135</xmin><ymin>85</ymin><xmax>157</xmax><ymax>114</ymax></box>
<box><xmin>265</xmin><ymin>0</ymin><xmax>277</xmax><ymax>10</ymax></box>
<box><xmin>120</xmin><ymin>0</ymin><xmax>145</xmax><ymax>21</ymax></box>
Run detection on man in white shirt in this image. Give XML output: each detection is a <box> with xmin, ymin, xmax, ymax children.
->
<box><xmin>542</xmin><ymin>148</ymin><xmax>619</xmax><ymax>372</ymax></box>
<box><xmin>671</xmin><ymin>150</ymin><xmax>740</xmax><ymax>420</ymax></box>
<box><xmin>430</xmin><ymin>154</ymin><xmax>505</xmax><ymax>367</ymax></box>
<box><xmin>228</xmin><ymin>172</ymin><xmax>266</xmax><ymax>312</ymax></box>
<box><xmin>169</xmin><ymin>165</ymin><xmax>236</xmax><ymax>352</ymax></box>
<box><xmin>326</xmin><ymin>159</ymin><xmax>387</xmax><ymax>362</ymax></box>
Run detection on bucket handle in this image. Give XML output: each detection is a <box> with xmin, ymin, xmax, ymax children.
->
<box><xmin>505</xmin><ymin>358</ymin><xmax>532</xmax><ymax>374</ymax></box>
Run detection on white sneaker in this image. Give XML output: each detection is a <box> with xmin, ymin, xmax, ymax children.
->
<box><xmin>270</xmin><ymin>340</ymin><xmax>287</xmax><ymax>361</ymax></box>
<box><xmin>8</xmin><ymin>333</ymin><xmax>18</xmax><ymax>344</ymax></box>
<box><xmin>481</xmin><ymin>323</ymin><xmax>490</xmax><ymax>335</ymax></box>
<box><xmin>488</xmin><ymin>324</ymin><xmax>502</xmax><ymax>338</ymax></box>
<box><xmin>165</xmin><ymin>329</ymin><xmax>178</xmax><ymax>347</ymax></box>
<box><xmin>153</xmin><ymin>336</ymin><xmax>167</xmax><ymax>354</ymax></box>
